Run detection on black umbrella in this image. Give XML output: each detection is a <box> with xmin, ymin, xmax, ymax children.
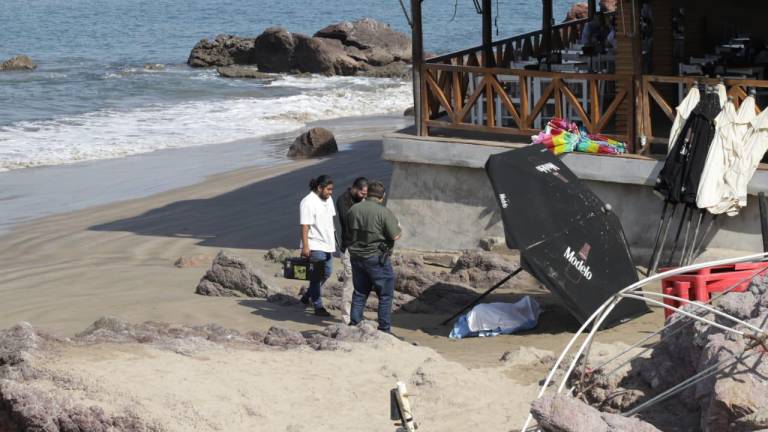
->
<box><xmin>483</xmin><ymin>144</ymin><xmax>649</xmax><ymax>326</ymax></box>
<box><xmin>648</xmin><ymin>89</ymin><xmax>722</xmax><ymax>274</ymax></box>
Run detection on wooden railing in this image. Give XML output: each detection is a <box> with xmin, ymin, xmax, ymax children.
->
<box><xmin>427</xmin><ymin>17</ymin><xmax>588</xmax><ymax>68</ymax></box>
<box><xmin>421</xmin><ymin>63</ymin><xmax>634</xmax><ymax>148</ymax></box>
<box><xmin>640</xmin><ymin>75</ymin><xmax>768</xmax><ymax>154</ymax></box>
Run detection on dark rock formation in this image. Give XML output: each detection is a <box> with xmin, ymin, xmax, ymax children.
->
<box><xmin>287</xmin><ymin>127</ymin><xmax>338</xmax><ymax>159</ymax></box>
<box><xmin>0</xmin><ymin>318</ymin><xmax>391</xmax><ymax>430</ymax></box>
<box><xmin>188</xmin><ymin>18</ymin><xmax>411</xmax><ymax>77</ymax></box>
<box><xmin>216</xmin><ymin>65</ymin><xmax>277</xmax><ymax>80</ymax></box>
<box><xmin>264</xmin><ymin>247</ymin><xmax>293</xmax><ymax>264</ymax></box>
<box><xmin>195</xmin><ymin>250</ymin><xmax>280</xmax><ymax>297</ymax></box>
<box><xmin>187</xmin><ymin>34</ymin><xmax>258</xmax><ymax>67</ymax></box>
<box><xmin>531</xmin><ymin>394</ymin><xmax>661</xmax><ymax>432</ymax></box>
<box><xmin>314</xmin><ymin>18</ymin><xmax>411</xmax><ymax>63</ymax></box>
<box><xmin>564</xmin><ymin>275</ymin><xmax>768</xmax><ymax>431</ymax></box>
<box><xmin>0</xmin><ymin>55</ymin><xmax>36</xmax><ymax>71</ymax></box>
<box><xmin>403</xmin><ymin>106</ymin><xmax>414</xmax><ymax>116</ymax></box>
<box><xmin>264</xmin><ymin>326</ymin><xmax>305</xmax><ymax>347</ymax></box>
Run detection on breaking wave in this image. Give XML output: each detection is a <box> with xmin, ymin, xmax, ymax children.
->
<box><xmin>0</xmin><ymin>75</ymin><xmax>411</xmax><ymax>171</ymax></box>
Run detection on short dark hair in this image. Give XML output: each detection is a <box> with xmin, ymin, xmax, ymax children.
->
<box><xmin>352</xmin><ymin>177</ymin><xmax>368</xmax><ymax>189</ymax></box>
<box><xmin>309</xmin><ymin>175</ymin><xmax>333</xmax><ymax>191</ymax></box>
<box><xmin>367</xmin><ymin>180</ymin><xmax>386</xmax><ymax>199</ymax></box>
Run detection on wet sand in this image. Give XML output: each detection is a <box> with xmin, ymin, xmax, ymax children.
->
<box><xmin>0</xmin><ymin>113</ymin><xmax>665</xmax><ymax>371</ymax></box>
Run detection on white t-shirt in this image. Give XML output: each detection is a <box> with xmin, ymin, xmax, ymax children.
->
<box><xmin>299</xmin><ymin>191</ymin><xmax>336</xmax><ymax>253</ymax></box>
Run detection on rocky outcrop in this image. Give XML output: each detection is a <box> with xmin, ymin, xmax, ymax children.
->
<box><xmin>287</xmin><ymin>127</ymin><xmax>338</xmax><ymax>159</ymax></box>
<box><xmin>216</xmin><ymin>65</ymin><xmax>277</xmax><ymax>80</ymax></box>
<box><xmin>555</xmin><ymin>275</ymin><xmax>768</xmax><ymax>431</ymax></box>
<box><xmin>531</xmin><ymin>394</ymin><xmax>661</xmax><ymax>432</ymax></box>
<box><xmin>195</xmin><ymin>250</ymin><xmax>280</xmax><ymax>297</ymax></box>
<box><xmin>188</xmin><ymin>18</ymin><xmax>411</xmax><ymax>77</ymax></box>
<box><xmin>0</xmin><ymin>318</ymin><xmax>392</xmax><ymax>430</ymax></box>
<box><xmin>187</xmin><ymin>34</ymin><xmax>258</xmax><ymax>67</ymax></box>
<box><xmin>264</xmin><ymin>247</ymin><xmax>293</xmax><ymax>264</ymax></box>
<box><xmin>314</xmin><ymin>18</ymin><xmax>410</xmax><ymax>63</ymax></box>
<box><xmin>0</xmin><ymin>55</ymin><xmax>36</xmax><ymax>71</ymax></box>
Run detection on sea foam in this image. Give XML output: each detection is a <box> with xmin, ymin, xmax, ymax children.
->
<box><xmin>0</xmin><ymin>75</ymin><xmax>412</xmax><ymax>171</ymax></box>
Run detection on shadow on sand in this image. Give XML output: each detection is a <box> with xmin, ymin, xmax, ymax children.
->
<box><xmin>89</xmin><ymin>140</ymin><xmax>392</xmax><ymax>250</ymax></box>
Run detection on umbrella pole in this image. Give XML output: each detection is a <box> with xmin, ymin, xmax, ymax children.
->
<box><xmin>679</xmin><ymin>207</ymin><xmax>695</xmax><ymax>266</ymax></box>
<box><xmin>665</xmin><ymin>205</ymin><xmax>690</xmax><ymax>266</ymax></box>
<box><xmin>647</xmin><ymin>201</ymin><xmax>670</xmax><ymax>275</ymax></box>
<box><xmin>692</xmin><ymin>213</ymin><xmax>718</xmax><ymax>261</ymax></box>
<box><xmin>648</xmin><ymin>203</ymin><xmax>677</xmax><ymax>276</ymax></box>
<box><xmin>440</xmin><ymin>267</ymin><xmax>524</xmax><ymax>326</ymax></box>
<box><xmin>685</xmin><ymin>210</ymin><xmax>705</xmax><ymax>265</ymax></box>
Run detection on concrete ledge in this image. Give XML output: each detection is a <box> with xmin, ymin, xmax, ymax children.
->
<box><xmin>383</xmin><ymin>132</ymin><xmax>768</xmax><ymax>192</ymax></box>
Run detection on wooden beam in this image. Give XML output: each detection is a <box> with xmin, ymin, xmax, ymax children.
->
<box><xmin>482</xmin><ymin>0</ymin><xmax>494</xmax><ymax>67</ymax></box>
<box><xmin>411</xmin><ymin>0</ymin><xmax>424</xmax><ymax>135</ymax></box>
<box><xmin>588</xmin><ymin>0</ymin><xmax>596</xmax><ymax>18</ymax></box>
<box><xmin>542</xmin><ymin>0</ymin><xmax>553</xmax><ymax>70</ymax></box>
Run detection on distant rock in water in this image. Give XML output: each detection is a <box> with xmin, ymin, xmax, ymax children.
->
<box><xmin>187</xmin><ymin>34</ymin><xmax>258</xmax><ymax>68</ymax></box>
<box><xmin>287</xmin><ymin>128</ymin><xmax>338</xmax><ymax>159</ymax></box>
<box><xmin>143</xmin><ymin>63</ymin><xmax>165</xmax><ymax>71</ymax></box>
<box><xmin>0</xmin><ymin>55</ymin><xmax>36</xmax><ymax>71</ymax></box>
<box><xmin>216</xmin><ymin>65</ymin><xmax>277</xmax><ymax>80</ymax></box>
<box><xmin>188</xmin><ymin>18</ymin><xmax>411</xmax><ymax>77</ymax></box>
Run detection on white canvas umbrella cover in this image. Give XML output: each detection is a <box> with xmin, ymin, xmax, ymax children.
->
<box><xmin>704</xmin><ymin>96</ymin><xmax>757</xmax><ymax>215</ymax></box>
<box><xmin>696</xmin><ymin>100</ymin><xmax>737</xmax><ymax>211</ymax></box>
<box><xmin>733</xmin><ymin>105</ymin><xmax>768</xmax><ymax>211</ymax></box>
<box><xmin>668</xmin><ymin>86</ymin><xmax>700</xmax><ymax>153</ymax></box>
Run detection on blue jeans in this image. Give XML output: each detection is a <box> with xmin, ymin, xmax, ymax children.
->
<box><xmin>302</xmin><ymin>250</ymin><xmax>332</xmax><ymax>308</ymax></box>
<box><xmin>349</xmin><ymin>255</ymin><xmax>395</xmax><ymax>332</ymax></box>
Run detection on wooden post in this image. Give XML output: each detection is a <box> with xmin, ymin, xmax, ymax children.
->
<box><xmin>482</xmin><ymin>0</ymin><xmax>494</xmax><ymax>67</ymax></box>
<box><xmin>411</xmin><ymin>0</ymin><xmax>424</xmax><ymax>136</ymax></box>
<box><xmin>588</xmin><ymin>0</ymin><xmax>596</xmax><ymax>18</ymax></box>
<box><xmin>542</xmin><ymin>0</ymin><xmax>553</xmax><ymax>70</ymax></box>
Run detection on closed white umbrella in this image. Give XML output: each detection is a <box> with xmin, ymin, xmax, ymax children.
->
<box><xmin>701</xmin><ymin>96</ymin><xmax>756</xmax><ymax>215</ymax></box>
<box><xmin>696</xmin><ymin>100</ymin><xmax>737</xmax><ymax>211</ymax></box>
<box><xmin>668</xmin><ymin>86</ymin><xmax>700</xmax><ymax>153</ymax></box>
<box><xmin>732</xmin><ymin>105</ymin><xmax>768</xmax><ymax>212</ymax></box>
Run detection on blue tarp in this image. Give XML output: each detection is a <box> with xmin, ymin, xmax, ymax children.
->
<box><xmin>449</xmin><ymin>297</ymin><xmax>541</xmax><ymax>339</ymax></box>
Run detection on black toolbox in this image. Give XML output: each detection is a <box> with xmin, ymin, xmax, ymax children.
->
<box><xmin>283</xmin><ymin>257</ymin><xmax>325</xmax><ymax>282</ymax></box>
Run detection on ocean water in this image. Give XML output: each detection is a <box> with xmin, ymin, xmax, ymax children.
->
<box><xmin>0</xmin><ymin>0</ymin><xmax>574</xmax><ymax>171</ymax></box>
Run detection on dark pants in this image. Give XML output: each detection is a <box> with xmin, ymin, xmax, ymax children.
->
<box><xmin>301</xmin><ymin>250</ymin><xmax>332</xmax><ymax>308</ymax></box>
<box><xmin>349</xmin><ymin>255</ymin><xmax>395</xmax><ymax>332</ymax></box>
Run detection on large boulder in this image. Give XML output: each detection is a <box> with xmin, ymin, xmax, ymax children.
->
<box><xmin>251</xmin><ymin>27</ymin><xmax>298</xmax><ymax>72</ymax></box>
<box><xmin>195</xmin><ymin>250</ymin><xmax>280</xmax><ymax>297</ymax></box>
<box><xmin>216</xmin><ymin>65</ymin><xmax>277</xmax><ymax>80</ymax></box>
<box><xmin>0</xmin><ymin>55</ymin><xmax>36</xmax><ymax>71</ymax></box>
<box><xmin>187</xmin><ymin>35</ymin><xmax>257</xmax><ymax>67</ymax></box>
<box><xmin>287</xmin><ymin>127</ymin><xmax>338</xmax><ymax>159</ymax></box>
<box><xmin>188</xmin><ymin>18</ymin><xmax>410</xmax><ymax>76</ymax></box>
<box><xmin>531</xmin><ymin>394</ymin><xmax>661</xmax><ymax>432</ymax></box>
<box><xmin>252</xmin><ymin>29</ymin><xmax>360</xmax><ymax>75</ymax></box>
<box><xmin>314</xmin><ymin>18</ymin><xmax>411</xmax><ymax>63</ymax></box>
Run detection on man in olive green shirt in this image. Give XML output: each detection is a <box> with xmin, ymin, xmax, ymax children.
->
<box><xmin>344</xmin><ymin>180</ymin><xmax>401</xmax><ymax>332</ymax></box>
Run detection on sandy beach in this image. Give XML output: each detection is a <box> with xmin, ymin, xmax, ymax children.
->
<box><xmin>0</xmin><ymin>114</ymin><xmax>666</xmax><ymax>430</ymax></box>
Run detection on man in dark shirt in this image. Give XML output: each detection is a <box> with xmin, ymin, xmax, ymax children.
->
<box><xmin>345</xmin><ymin>180</ymin><xmax>402</xmax><ymax>333</ymax></box>
<box><xmin>335</xmin><ymin>177</ymin><xmax>368</xmax><ymax>324</ymax></box>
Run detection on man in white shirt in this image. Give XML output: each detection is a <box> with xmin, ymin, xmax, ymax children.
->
<box><xmin>299</xmin><ymin>175</ymin><xmax>335</xmax><ymax>317</ymax></box>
